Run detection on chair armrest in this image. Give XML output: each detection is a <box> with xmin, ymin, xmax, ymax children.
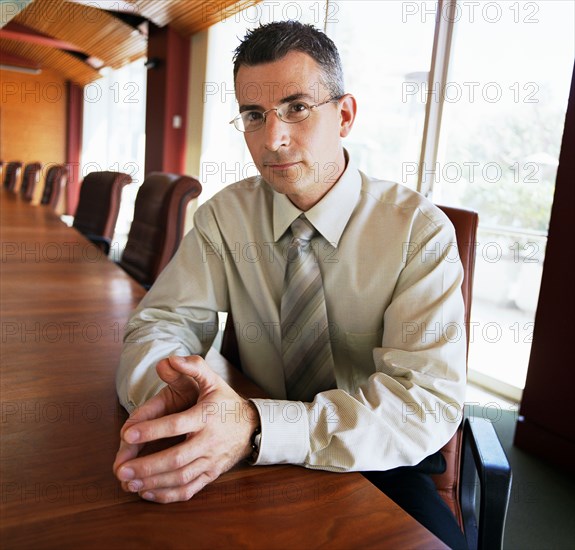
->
<box><xmin>460</xmin><ymin>416</ymin><xmax>512</xmax><ymax>550</ymax></box>
<box><xmin>84</xmin><ymin>234</ymin><xmax>111</xmax><ymax>256</ymax></box>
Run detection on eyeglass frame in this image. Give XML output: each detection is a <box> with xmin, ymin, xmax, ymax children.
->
<box><xmin>229</xmin><ymin>96</ymin><xmax>342</xmax><ymax>133</ymax></box>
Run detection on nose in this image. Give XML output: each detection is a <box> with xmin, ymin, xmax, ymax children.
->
<box><xmin>263</xmin><ymin>110</ymin><xmax>290</xmax><ymax>151</ymax></box>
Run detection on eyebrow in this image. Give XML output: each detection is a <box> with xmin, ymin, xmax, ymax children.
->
<box><xmin>238</xmin><ymin>92</ymin><xmax>315</xmax><ymax>113</ymax></box>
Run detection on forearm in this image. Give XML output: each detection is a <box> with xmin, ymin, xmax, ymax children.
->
<box><xmin>116</xmin><ymin>214</ymin><xmax>230</xmax><ymax>412</ymax></box>
<box><xmin>250</xmin><ymin>367</ymin><xmax>463</xmax><ymax>472</ymax></box>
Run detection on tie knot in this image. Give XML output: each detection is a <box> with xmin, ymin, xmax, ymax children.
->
<box><xmin>290</xmin><ymin>217</ymin><xmax>315</xmax><ymax>244</ymax></box>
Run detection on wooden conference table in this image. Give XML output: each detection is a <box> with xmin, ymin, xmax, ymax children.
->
<box><xmin>0</xmin><ymin>190</ymin><xmax>447</xmax><ymax>549</ymax></box>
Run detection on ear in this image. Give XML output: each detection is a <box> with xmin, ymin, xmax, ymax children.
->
<box><xmin>338</xmin><ymin>94</ymin><xmax>357</xmax><ymax>138</ymax></box>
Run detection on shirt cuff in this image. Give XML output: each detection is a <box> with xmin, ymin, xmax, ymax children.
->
<box><xmin>249</xmin><ymin>399</ymin><xmax>309</xmax><ymax>465</ymax></box>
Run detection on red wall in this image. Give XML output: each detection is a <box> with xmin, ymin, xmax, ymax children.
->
<box><xmin>144</xmin><ymin>24</ymin><xmax>190</xmax><ymax>175</ymax></box>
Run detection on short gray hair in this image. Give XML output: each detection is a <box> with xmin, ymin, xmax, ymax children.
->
<box><xmin>233</xmin><ymin>21</ymin><xmax>345</xmax><ymax>99</ymax></box>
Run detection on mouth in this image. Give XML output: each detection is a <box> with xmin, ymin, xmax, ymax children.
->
<box><xmin>265</xmin><ymin>161</ymin><xmax>300</xmax><ymax>171</ymax></box>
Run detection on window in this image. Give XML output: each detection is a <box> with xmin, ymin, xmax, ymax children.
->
<box><xmin>433</xmin><ymin>0</ymin><xmax>574</xmax><ymax>396</ymax></box>
<box><xmin>326</xmin><ymin>0</ymin><xmax>437</xmax><ymax>188</ymax></box>
<box><xmin>80</xmin><ymin>59</ymin><xmax>147</xmax><ymax>258</ymax></box>
<box><xmin>198</xmin><ymin>0</ymin><xmax>574</xmax><ymax>400</ymax></box>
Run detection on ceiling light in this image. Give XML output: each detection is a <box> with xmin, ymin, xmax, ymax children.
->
<box><xmin>0</xmin><ymin>64</ymin><xmax>41</xmax><ymax>74</ymax></box>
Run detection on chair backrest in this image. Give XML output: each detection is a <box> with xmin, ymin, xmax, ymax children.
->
<box><xmin>20</xmin><ymin>162</ymin><xmax>42</xmax><ymax>202</ymax></box>
<box><xmin>432</xmin><ymin>204</ymin><xmax>479</xmax><ymax>525</ymax></box>
<box><xmin>118</xmin><ymin>172</ymin><xmax>202</xmax><ymax>287</ymax></box>
<box><xmin>437</xmin><ymin>205</ymin><xmax>478</xmax><ymax>358</ymax></box>
<box><xmin>41</xmin><ymin>165</ymin><xmax>69</xmax><ymax>208</ymax></box>
<box><xmin>3</xmin><ymin>161</ymin><xmax>22</xmax><ymax>192</ymax></box>
<box><xmin>73</xmin><ymin>171</ymin><xmax>132</xmax><ymax>244</ymax></box>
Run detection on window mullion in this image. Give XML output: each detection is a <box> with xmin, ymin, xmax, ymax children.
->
<box><xmin>417</xmin><ymin>0</ymin><xmax>457</xmax><ymax>197</ymax></box>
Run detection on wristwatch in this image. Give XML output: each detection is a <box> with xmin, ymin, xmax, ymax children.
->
<box><xmin>250</xmin><ymin>426</ymin><xmax>262</xmax><ymax>463</ymax></box>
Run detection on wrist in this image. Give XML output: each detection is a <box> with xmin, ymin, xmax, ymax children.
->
<box><xmin>243</xmin><ymin>400</ymin><xmax>261</xmax><ymax>462</ymax></box>
<box><xmin>249</xmin><ymin>425</ymin><xmax>262</xmax><ymax>464</ymax></box>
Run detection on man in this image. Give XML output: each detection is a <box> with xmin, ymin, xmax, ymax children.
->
<box><xmin>114</xmin><ymin>21</ymin><xmax>467</xmax><ymax>548</ymax></box>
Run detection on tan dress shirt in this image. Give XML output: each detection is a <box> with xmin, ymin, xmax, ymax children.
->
<box><xmin>117</xmin><ymin>155</ymin><xmax>466</xmax><ymax>472</ymax></box>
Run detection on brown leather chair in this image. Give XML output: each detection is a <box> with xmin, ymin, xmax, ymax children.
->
<box><xmin>73</xmin><ymin>171</ymin><xmax>132</xmax><ymax>254</ymax></box>
<box><xmin>118</xmin><ymin>172</ymin><xmax>202</xmax><ymax>288</ymax></box>
<box><xmin>432</xmin><ymin>205</ymin><xmax>479</xmax><ymax>522</ymax></box>
<box><xmin>433</xmin><ymin>205</ymin><xmax>511</xmax><ymax>550</ymax></box>
<box><xmin>41</xmin><ymin>165</ymin><xmax>68</xmax><ymax>209</ymax></box>
<box><xmin>20</xmin><ymin>162</ymin><xmax>42</xmax><ymax>202</ymax></box>
<box><xmin>3</xmin><ymin>161</ymin><xmax>22</xmax><ymax>192</ymax></box>
<box><xmin>220</xmin><ymin>204</ymin><xmax>511</xmax><ymax>550</ymax></box>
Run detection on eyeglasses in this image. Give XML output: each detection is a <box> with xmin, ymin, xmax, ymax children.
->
<box><xmin>229</xmin><ymin>97</ymin><xmax>339</xmax><ymax>133</ymax></box>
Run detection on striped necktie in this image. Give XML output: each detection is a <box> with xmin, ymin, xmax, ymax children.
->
<box><xmin>280</xmin><ymin>216</ymin><xmax>336</xmax><ymax>401</ymax></box>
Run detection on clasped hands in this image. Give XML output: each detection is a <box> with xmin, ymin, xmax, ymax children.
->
<box><xmin>113</xmin><ymin>355</ymin><xmax>259</xmax><ymax>503</ymax></box>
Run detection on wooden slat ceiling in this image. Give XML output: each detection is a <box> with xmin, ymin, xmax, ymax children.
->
<box><xmin>0</xmin><ymin>0</ymin><xmax>259</xmax><ymax>86</ymax></box>
<box><xmin>0</xmin><ymin>38</ymin><xmax>100</xmax><ymax>85</ymax></box>
<box><xmin>123</xmin><ymin>0</ymin><xmax>259</xmax><ymax>35</ymax></box>
<box><xmin>19</xmin><ymin>0</ymin><xmax>146</xmax><ymax>68</ymax></box>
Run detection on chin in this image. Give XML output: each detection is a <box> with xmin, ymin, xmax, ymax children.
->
<box><xmin>264</xmin><ymin>169</ymin><xmax>306</xmax><ymax>190</ymax></box>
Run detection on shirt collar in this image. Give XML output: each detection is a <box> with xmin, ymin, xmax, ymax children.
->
<box><xmin>272</xmin><ymin>150</ymin><xmax>361</xmax><ymax>247</ymax></box>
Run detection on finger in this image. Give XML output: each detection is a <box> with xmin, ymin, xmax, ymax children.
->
<box><xmin>128</xmin><ymin>354</ymin><xmax>203</xmax><ymax>428</ymax></box>
<box><xmin>113</xmin><ymin>439</ymin><xmax>144</xmax><ymax>479</ymax></box>
<box><xmin>114</xmin><ymin>356</ymin><xmax>205</xmax><ymax>484</ymax></box>
<box><xmin>114</xmin><ymin>392</ymin><xmax>173</xmax><ymax>477</ymax></box>
<box><xmin>122</xmin><ymin>394</ymin><xmax>171</xmax><ymax>432</ymax></box>
<box><xmin>116</xmin><ymin>434</ymin><xmax>204</xmax><ymax>482</ymax></box>
<box><xmin>119</xmin><ymin>356</ymin><xmax>198</xmax><ymax>443</ymax></box>
<box><xmin>122</xmin><ymin>405</ymin><xmax>204</xmax><ymax>445</ymax></box>
<box><xmin>123</xmin><ymin>457</ymin><xmax>211</xmax><ymax>494</ymax></box>
<box><xmin>118</xmin><ymin>396</ymin><xmax>172</xmax><ymax>448</ymax></box>
<box><xmin>140</xmin><ymin>471</ymin><xmax>217</xmax><ymax>504</ymax></box>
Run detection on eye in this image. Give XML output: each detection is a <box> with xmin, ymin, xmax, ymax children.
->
<box><xmin>244</xmin><ymin>111</ymin><xmax>264</xmax><ymax>122</ymax></box>
<box><xmin>287</xmin><ymin>102</ymin><xmax>309</xmax><ymax>113</ymax></box>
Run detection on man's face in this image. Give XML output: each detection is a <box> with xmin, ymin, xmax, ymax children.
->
<box><xmin>235</xmin><ymin>51</ymin><xmax>354</xmax><ymax>211</ymax></box>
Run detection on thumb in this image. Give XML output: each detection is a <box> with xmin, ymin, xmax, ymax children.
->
<box><xmin>154</xmin><ymin>356</ymin><xmax>200</xmax><ymax>394</ymax></box>
<box><xmin>165</xmin><ymin>355</ymin><xmax>219</xmax><ymax>392</ymax></box>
